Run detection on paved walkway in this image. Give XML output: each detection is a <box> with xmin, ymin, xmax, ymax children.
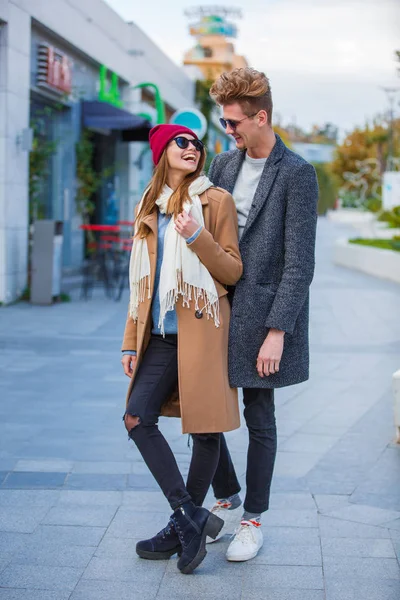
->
<box><xmin>0</xmin><ymin>217</ymin><xmax>399</xmax><ymax>600</ymax></box>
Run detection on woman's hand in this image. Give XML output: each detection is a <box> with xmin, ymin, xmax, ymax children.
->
<box><xmin>175</xmin><ymin>211</ymin><xmax>200</xmax><ymax>240</ymax></box>
<box><xmin>121</xmin><ymin>354</ymin><xmax>137</xmax><ymax>378</ymax></box>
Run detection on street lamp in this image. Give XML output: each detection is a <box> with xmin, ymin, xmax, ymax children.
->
<box><xmin>381</xmin><ymin>86</ymin><xmax>400</xmax><ymax>170</ymax></box>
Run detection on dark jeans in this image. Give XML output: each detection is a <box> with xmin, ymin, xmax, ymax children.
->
<box><xmin>212</xmin><ymin>387</ymin><xmax>277</xmax><ymax>514</ymax></box>
<box><xmin>125</xmin><ymin>334</ymin><xmax>221</xmax><ymax>511</ymax></box>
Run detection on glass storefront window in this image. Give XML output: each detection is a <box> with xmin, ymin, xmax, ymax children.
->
<box><xmin>29</xmin><ymin>98</ymin><xmax>58</xmax><ymax>221</ymax></box>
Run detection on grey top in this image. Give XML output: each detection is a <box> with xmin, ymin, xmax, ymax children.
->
<box><xmin>232</xmin><ymin>153</ymin><xmax>267</xmax><ymax>238</ymax></box>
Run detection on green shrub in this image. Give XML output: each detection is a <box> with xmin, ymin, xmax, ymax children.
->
<box><xmin>339</xmin><ymin>189</ymin><xmax>360</xmax><ymax>209</ymax></box>
<box><xmin>364</xmin><ymin>196</ymin><xmax>382</xmax><ymax>213</ymax></box>
<box><xmin>18</xmin><ymin>287</ymin><xmax>71</xmax><ymax>303</ymax></box>
<box><xmin>313</xmin><ymin>163</ymin><xmax>338</xmax><ymax>215</ymax></box>
<box><xmin>377</xmin><ymin>205</ymin><xmax>400</xmax><ymax>228</ymax></box>
<box><xmin>349</xmin><ymin>238</ymin><xmax>400</xmax><ymax>252</ymax></box>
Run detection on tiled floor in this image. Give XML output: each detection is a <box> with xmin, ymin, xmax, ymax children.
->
<box><xmin>0</xmin><ymin>217</ymin><xmax>399</xmax><ymax>599</ymax></box>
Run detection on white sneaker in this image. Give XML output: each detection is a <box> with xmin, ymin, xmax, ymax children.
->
<box><xmin>205</xmin><ymin>501</ymin><xmax>242</xmax><ymax>544</ymax></box>
<box><xmin>226</xmin><ymin>519</ymin><xmax>263</xmax><ymax>561</ymax></box>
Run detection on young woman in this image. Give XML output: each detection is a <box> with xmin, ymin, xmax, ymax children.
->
<box><xmin>121</xmin><ymin>124</ymin><xmax>242</xmax><ymax>575</ymax></box>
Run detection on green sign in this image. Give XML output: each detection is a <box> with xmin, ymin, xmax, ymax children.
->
<box><xmin>98</xmin><ymin>65</ymin><xmax>123</xmax><ymax>108</ymax></box>
<box><xmin>132</xmin><ymin>82</ymin><xmax>166</xmax><ymax>125</ymax></box>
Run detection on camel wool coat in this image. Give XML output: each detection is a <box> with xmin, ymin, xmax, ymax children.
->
<box><xmin>121</xmin><ymin>186</ymin><xmax>243</xmax><ymax>434</ymax></box>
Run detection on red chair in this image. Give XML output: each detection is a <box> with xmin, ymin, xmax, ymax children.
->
<box><xmin>79</xmin><ymin>224</ymin><xmax>121</xmax><ymax>299</ymax></box>
<box><xmin>79</xmin><ymin>224</ymin><xmax>133</xmax><ymax>301</ymax></box>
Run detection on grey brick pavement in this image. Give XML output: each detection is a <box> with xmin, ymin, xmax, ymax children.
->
<box><xmin>0</xmin><ymin>217</ymin><xmax>399</xmax><ymax>599</ymax></box>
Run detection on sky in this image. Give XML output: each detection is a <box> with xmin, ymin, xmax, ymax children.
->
<box><xmin>105</xmin><ymin>0</ymin><xmax>400</xmax><ymax>135</ymax></box>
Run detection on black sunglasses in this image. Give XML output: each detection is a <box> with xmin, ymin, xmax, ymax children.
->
<box><xmin>219</xmin><ymin>113</ymin><xmax>258</xmax><ymax>131</ymax></box>
<box><xmin>174</xmin><ymin>136</ymin><xmax>204</xmax><ymax>152</ymax></box>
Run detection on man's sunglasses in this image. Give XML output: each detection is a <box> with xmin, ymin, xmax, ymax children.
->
<box><xmin>219</xmin><ymin>112</ymin><xmax>258</xmax><ymax>131</ymax></box>
<box><xmin>174</xmin><ymin>136</ymin><xmax>204</xmax><ymax>152</ymax></box>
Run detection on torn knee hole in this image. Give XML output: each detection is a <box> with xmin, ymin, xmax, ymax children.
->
<box><xmin>124</xmin><ymin>414</ymin><xmax>140</xmax><ymax>432</ymax></box>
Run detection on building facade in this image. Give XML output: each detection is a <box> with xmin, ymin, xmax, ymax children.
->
<box><xmin>0</xmin><ymin>0</ymin><xmax>195</xmax><ymax>303</ymax></box>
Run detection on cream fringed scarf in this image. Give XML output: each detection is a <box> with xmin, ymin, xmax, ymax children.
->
<box><xmin>129</xmin><ymin>175</ymin><xmax>220</xmax><ymax>335</ymax></box>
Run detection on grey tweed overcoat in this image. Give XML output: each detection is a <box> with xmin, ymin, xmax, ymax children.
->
<box><xmin>208</xmin><ymin>134</ymin><xmax>319</xmax><ymax>389</ymax></box>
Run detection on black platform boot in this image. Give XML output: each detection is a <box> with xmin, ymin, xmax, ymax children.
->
<box><xmin>171</xmin><ymin>502</ymin><xmax>223</xmax><ymax>574</ymax></box>
<box><xmin>136</xmin><ymin>519</ymin><xmax>182</xmax><ymax>560</ymax></box>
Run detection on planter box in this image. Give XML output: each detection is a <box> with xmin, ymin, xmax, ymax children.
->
<box><xmin>352</xmin><ymin>222</ymin><xmax>400</xmax><ymax>240</ymax></box>
<box><xmin>354</xmin><ymin>223</ymin><xmax>400</xmax><ymax>240</ymax></box>
<box><xmin>334</xmin><ymin>239</ymin><xmax>400</xmax><ymax>284</ymax></box>
<box><xmin>327</xmin><ymin>209</ymin><xmax>375</xmax><ymax>226</ymax></box>
<box><xmin>393</xmin><ymin>370</ymin><xmax>400</xmax><ymax>444</ymax></box>
<box><xmin>327</xmin><ymin>210</ymin><xmax>400</xmax><ymax>239</ymax></box>
<box><xmin>372</xmin><ymin>225</ymin><xmax>400</xmax><ymax>239</ymax></box>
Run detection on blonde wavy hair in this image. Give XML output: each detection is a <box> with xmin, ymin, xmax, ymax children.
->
<box><xmin>209</xmin><ymin>68</ymin><xmax>273</xmax><ymax>125</ymax></box>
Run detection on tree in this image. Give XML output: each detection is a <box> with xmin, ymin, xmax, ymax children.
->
<box><xmin>195</xmin><ymin>79</ymin><xmax>215</xmax><ymax>170</ymax></box>
<box><xmin>310</xmin><ymin>123</ymin><xmax>338</xmax><ymax>144</ymax></box>
<box><xmin>273</xmin><ymin>125</ymin><xmax>292</xmax><ymax>148</ymax></box>
<box><xmin>331</xmin><ymin>118</ymin><xmax>400</xmax><ymax>191</ymax></box>
<box><xmin>284</xmin><ymin>122</ymin><xmax>337</xmax><ymax>144</ymax></box>
<box><xmin>313</xmin><ymin>163</ymin><xmax>338</xmax><ymax>215</ymax></box>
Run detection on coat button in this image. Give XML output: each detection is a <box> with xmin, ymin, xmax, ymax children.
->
<box><xmin>195</xmin><ymin>310</ymin><xmax>203</xmax><ymax>319</ymax></box>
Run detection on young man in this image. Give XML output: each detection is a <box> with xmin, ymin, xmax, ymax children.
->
<box><xmin>207</xmin><ymin>68</ymin><xmax>318</xmax><ymax>561</ymax></box>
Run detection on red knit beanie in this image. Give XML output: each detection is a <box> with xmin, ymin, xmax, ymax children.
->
<box><xmin>149</xmin><ymin>124</ymin><xmax>199</xmax><ymax>166</ymax></box>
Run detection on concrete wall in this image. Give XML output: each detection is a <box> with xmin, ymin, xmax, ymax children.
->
<box><xmin>334</xmin><ymin>239</ymin><xmax>400</xmax><ymax>285</ymax></box>
<box><xmin>0</xmin><ymin>3</ymin><xmax>31</xmax><ymax>303</ymax></box>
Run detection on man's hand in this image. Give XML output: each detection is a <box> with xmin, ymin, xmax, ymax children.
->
<box><xmin>121</xmin><ymin>354</ymin><xmax>137</xmax><ymax>378</ymax></box>
<box><xmin>174</xmin><ymin>211</ymin><xmax>200</xmax><ymax>240</ymax></box>
<box><xmin>256</xmin><ymin>329</ymin><xmax>285</xmax><ymax>377</ymax></box>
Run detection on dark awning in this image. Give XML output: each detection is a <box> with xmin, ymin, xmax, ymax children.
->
<box><xmin>82</xmin><ymin>101</ymin><xmax>151</xmax><ymax>142</ymax></box>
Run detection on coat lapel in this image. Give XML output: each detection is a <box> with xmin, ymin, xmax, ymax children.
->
<box><xmin>201</xmin><ymin>189</ymin><xmax>211</xmax><ymax>231</ymax></box>
<box><xmin>137</xmin><ymin>210</ymin><xmax>157</xmax><ymax>324</ymax></box>
<box><xmin>141</xmin><ymin>210</ymin><xmax>158</xmax><ymax>235</ymax></box>
<box><xmin>218</xmin><ymin>150</ymin><xmax>245</xmax><ymax>193</ymax></box>
<box><xmin>141</xmin><ymin>210</ymin><xmax>157</xmax><ymax>285</ymax></box>
<box><xmin>240</xmin><ymin>135</ymin><xmax>286</xmax><ymax>243</ymax></box>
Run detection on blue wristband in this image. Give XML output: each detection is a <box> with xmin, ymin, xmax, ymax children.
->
<box><xmin>186</xmin><ymin>226</ymin><xmax>203</xmax><ymax>245</ymax></box>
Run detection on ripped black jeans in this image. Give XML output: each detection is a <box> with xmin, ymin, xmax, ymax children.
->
<box><xmin>124</xmin><ymin>334</ymin><xmax>221</xmax><ymax>510</ymax></box>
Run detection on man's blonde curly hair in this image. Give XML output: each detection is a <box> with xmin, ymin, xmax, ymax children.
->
<box><xmin>210</xmin><ymin>68</ymin><xmax>273</xmax><ymax>125</ymax></box>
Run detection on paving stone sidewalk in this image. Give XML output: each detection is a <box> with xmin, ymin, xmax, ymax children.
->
<box><xmin>0</xmin><ymin>217</ymin><xmax>399</xmax><ymax>599</ymax></box>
